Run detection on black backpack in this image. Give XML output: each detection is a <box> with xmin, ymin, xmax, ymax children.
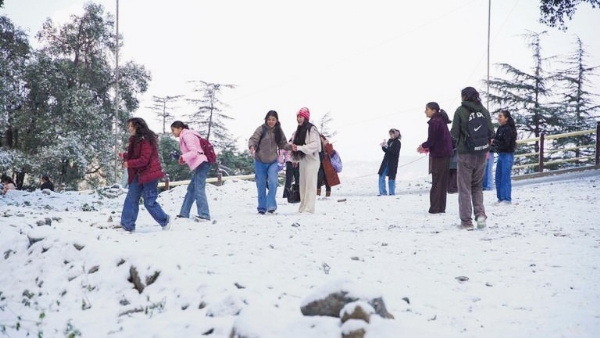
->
<box><xmin>464</xmin><ymin>105</ymin><xmax>490</xmax><ymax>153</ymax></box>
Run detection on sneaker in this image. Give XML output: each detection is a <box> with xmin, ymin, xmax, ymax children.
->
<box><xmin>194</xmin><ymin>216</ymin><xmax>210</xmax><ymax>222</ymax></box>
<box><xmin>258</xmin><ymin>210</ymin><xmax>266</xmax><ymax>215</ymax></box>
<box><xmin>175</xmin><ymin>214</ymin><xmax>187</xmax><ymax>218</ymax></box>
<box><xmin>120</xmin><ymin>225</ymin><xmax>135</xmax><ymax>233</ymax></box>
<box><xmin>476</xmin><ymin>216</ymin><xmax>487</xmax><ymax>229</ymax></box>
<box><xmin>267</xmin><ymin>210</ymin><xmax>276</xmax><ymax>214</ymax></box>
<box><xmin>162</xmin><ymin>215</ymin><xmax>171</xmax><ymax>231</ymax></box>
<box><xmin>457</xmin><ymin>223</ymin><xmax>474</xmax><ymax>231</ymax></box>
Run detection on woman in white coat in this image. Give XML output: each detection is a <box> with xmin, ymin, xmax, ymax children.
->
<box><xmin>291</xmin><ymin>107</ymin><xmax>321</xmax><ymax>213</ymax></box>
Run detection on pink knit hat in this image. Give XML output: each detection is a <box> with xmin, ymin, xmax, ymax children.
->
<box><xmin>297</xmin><ymin>107</ymin><xmax>310</xmax><ymax>120</ymax></box>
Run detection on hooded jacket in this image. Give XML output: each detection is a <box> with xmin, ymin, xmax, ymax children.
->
<box><xmin>450</xmin><ymin>101</ymin><xmax>495</xmax><ymax>154</ymax></box>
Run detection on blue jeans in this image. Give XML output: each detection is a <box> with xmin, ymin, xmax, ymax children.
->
<box><xmin>254</xmin><ymin>159</ymin><xmax>279</xmax><ymax>212</ymax></box>
<box><xmin>378</xmin><ymin>166</ymin><xmax>395</xmax><ymax>195</ymax></box>
<box><xmin>121</xmin><ymin>177</ymin><xmax>168</xmax><ymax>231</ymax></box>
<box><xmin>495</xmin><ymin>152</ymin><xmax>514</xmax><ymax>202</ymax></box>
<box><xmin>483</xmin><ymin>152</ymin><xmax>495</xmax><ymax>190</ymax></box>
<box><xmin>180</xmin><ymin>162</ymin><xmax>211</xmax><ymax>220</ymax></box>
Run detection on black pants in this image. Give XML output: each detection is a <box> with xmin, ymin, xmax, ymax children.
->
<box><xmin>317</xmin><ymin>165</ymin><xmax>331</xmax><ymax>192</ymax></box>
<box><xmin>283</xmin><ymin>162</ymin><xmax>300</xmax><ymax>198</ymax></box>
<box><xmin>429</xmin><ymin>156</ymin><xmax>451</xmax><ymax>213</ymax></box>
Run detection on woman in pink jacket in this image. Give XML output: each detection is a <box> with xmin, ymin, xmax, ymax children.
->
<box><xmin>170</xmin><ymin>121</ymin><xmax>211</xmax><ymax>222</ymax></box>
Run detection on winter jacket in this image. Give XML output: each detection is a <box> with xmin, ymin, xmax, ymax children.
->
<box><xmin>450</xmin><ymin>101</ymin><xmax>495</xmax><ymax>154</ymax></box>
<box><xmin>248</xmin><ymin>124</ymin><xmax>292</xmax><ymax>164</ymax></box>
<box><xmin>421</xmin><ymin>115</ymin><xmax>453</xmax><ymax>158</ymax></box>
<box><xmin>493</xmin><ymin>124</ymin><xmax>516</xmax><ymax>153</ymax></box>
<box><xmin>179</xmin><ymin>129</ymin><xmax>208</xmax><ymax>171</ymax></box>
<box><xmin>294</xmin><ymin>126</ymin><xmax>322</xmax><ymax>162</ymax></box>
<box><xmin>123</xmin><ymin>136</ymin><xmax>164</xmax><ymax>184</ymax></box>
<box><xmin>378</xmin><ymin>138</ymin><xmax>401</xmax><ymax>179</ymax></box>
<box><xmin>321</xmin><ymin>143</ymin><xmax>340</xmax><ymax>187</ymax></box>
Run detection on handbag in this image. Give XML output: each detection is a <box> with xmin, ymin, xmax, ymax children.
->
<box><xmin>330</xmin><ymin>150</ymin><xmax>343</xmax><ymax>173</ymax></box>
<box><xmin>286</xmin><ymin>184</ymin><xmax>301</xmax><ymax>203</ymax></box>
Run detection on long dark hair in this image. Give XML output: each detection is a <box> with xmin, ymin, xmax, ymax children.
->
<box><xmin>500</xmin><ymin>109</ymin><xmax>517</xmax><ymax>151</ymax></box>
<box><xmin>170</xmin><ymin>120</ymin><xmax>189</xmax><ymax>130</ymax></box>
<box><xmin>265</xmin><ymin>110</ymin><xmax>284</xmax><ymax>145</ymax></box>
<box><xmin>292</xmin><ymin>119</ymin><xmax>316</xmax><ymax>159</ymax></box>
<box><xmin>426</xmin><ymin>102</ymin><xmax>452</xmax><ymax>124</ymax></box>
<box><xmin>461</xmin><ymin>87</ymin><xmax>482</xmax><ymax>104</ymax></box>
<box><xmin>128</xmin><ymin>117</ymin><xmax>158</xmax><ymax>148</ymax></box>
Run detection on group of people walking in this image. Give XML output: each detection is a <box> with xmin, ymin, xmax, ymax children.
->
<box><xmin>248</xmin><ymin>107</ymin><xmax>340</xmax><ymax>215</ymax></box>
<box><xmin>117</xmin><ymin>87</ymin><xmax>516</xmax><ymax>232</ymax></box>
<box><xmin>118</xmin><ymin>117</ymin><xmax>212</xmax><ymax>233</ymax></box>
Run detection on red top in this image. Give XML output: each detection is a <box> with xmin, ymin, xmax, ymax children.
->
<box><xmin>123</xmin><ymin>136</ymin><xmax>164</xmax><ymax>184</ymax></box>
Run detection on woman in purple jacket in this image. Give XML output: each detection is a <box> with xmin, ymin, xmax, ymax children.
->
<box><xmin>417</xmin><ymin>102</ymin><xmax>454</xmax><ymax>214</ymax></box>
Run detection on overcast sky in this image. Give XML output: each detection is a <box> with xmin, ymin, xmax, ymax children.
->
<box><xmin>3</xmin><ymin>0</ymin><xmax>600</xmax><ymax>161</ymax></box>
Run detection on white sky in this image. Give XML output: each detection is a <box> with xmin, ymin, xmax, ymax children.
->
<box><xmin>1</xmin><ymin>161</ymin><xmax>599</xmax><ymax>337</ymax></box>
<box><xmin>2</xmin><ymin>0</ymin><xmax>600</xmax><ymax>161</ymax></box>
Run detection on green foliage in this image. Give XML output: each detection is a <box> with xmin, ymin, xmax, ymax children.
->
<box><xmin>539</xmin><ymin>0</ymin><xmax>600</xmax><ymax>31</ymax></box>
<box><xmin>1</xmin><ymin>3</ymin><xmax>150</xmax><ymax>189</ymax></box>
<box><xmin>484</xmin><ymin>31</ymin><xmax>559</xmax><ymax>151</ymax></box>
<box><xmin>158</xmin><ymin>134</ymin><xmax>190</xmax><ymax>182</ymax></box>
<box><xmin>187</xmin><ymin>81</ymin><xmax>236</xmax><ymax>149</ymax></box>
<box><xmin>218</xmin><ymin>146</ymin><xmax>255</xmax><ymax>176</ymax></box>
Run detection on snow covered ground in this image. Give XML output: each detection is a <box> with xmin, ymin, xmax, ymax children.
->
<box><xmin>1</xmin><ymin>158</ymin><xmax>599</xmax><ymax>338</ymax></box>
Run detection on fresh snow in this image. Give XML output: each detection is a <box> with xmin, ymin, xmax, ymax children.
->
<box><xmin>0</xmin><ymin>158</ymin><xmax>599</xmax><ymax>338</ymax></box>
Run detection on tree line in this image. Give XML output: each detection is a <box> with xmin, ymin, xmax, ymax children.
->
<box><xmin>1</xmin><ymin>1</ymin><xmax>599</xmax><ymax>189</ymax></box>
<box><xmin>484</xmin><ymin>31</ymin><xmax>599</xmax><ymax>172</ymax></box>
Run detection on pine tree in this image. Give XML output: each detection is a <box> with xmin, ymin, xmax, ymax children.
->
<box><xmin>148</xmin><ymin>95</ymin><xmax>183</xmax><ymax>134</ymax></box>
<box><xmin>186</xmin><ymin>80</ymin><xmax>236</xmax><ymax>149</ymax></box>
<box><xmin>554</xmin><ymin>36</ymin><xmax>599</xmax><ymax>164</ymax></box>
<box><xmin>316</xmin><ymin>111</ymin><xmax>338</xmax><ymax>139</ymax></box>
<box><xmin>485</xmin><ymin>31</ymin><xmax>560</xmax><ymax>153</ymax></box>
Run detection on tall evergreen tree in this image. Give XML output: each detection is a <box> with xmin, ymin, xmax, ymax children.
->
<box><xmin>485</xmin><ymin>31</ymin><xmax>560</xmax><ymax>153</ymax></box>
<box><xmin>316</xmin><ymin>111</ymin><xmax>338</xmax><ymax>139</ymax></box>
<box><xmin>554</xmin><ymin>36</ymin><xmax>599</xmax><ymax>161</ymax></box>
<box><xmin>186</xmin><ymin>81</ymin><xmax>236</xmax><ymax>149</ymax></box>
<box><xmin>148</xmin><ymin>94</ymin><xmax>183</xmax><ymax>134</ymax></box>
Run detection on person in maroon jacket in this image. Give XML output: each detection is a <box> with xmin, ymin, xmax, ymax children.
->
<box><xmin>417</xmin><ymin>102</ymin><xmax>454</xmax><ymax>214</ymax></box>
<box><xmin>119</xmin><ymin>117</ymin><xmax>171</xmax><ymax>232</ymax></box>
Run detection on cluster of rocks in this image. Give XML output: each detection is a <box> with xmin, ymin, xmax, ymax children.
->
<box><xmin>230</xmin><ymin>279</ymin><xmax>396</xmax><ymax>338</ymax></box>
<box><xmin>299</xmin><ymin>283</ymin><xmax>394</xmax><ymax>338</ymax></box>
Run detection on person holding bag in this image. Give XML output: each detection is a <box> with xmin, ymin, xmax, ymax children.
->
<box><xmin>317</xmin><ymin>134</ymin><xmax>340</xmax><ymax>198</ymax></box>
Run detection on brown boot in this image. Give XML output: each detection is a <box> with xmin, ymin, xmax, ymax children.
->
<box><xmin>317</xmin><ymin>188</ymin><xmax>321</xmax><ymax>196</ymax></box>
<box><xmin>325</xmin><ymin>191</ymin><xmax>331</xmax><ymax>197</ymax></box>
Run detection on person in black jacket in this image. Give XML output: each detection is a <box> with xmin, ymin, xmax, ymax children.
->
<box><xmin>40</xmin><ymin>175</ymin><xmax>55</xmax><ymax>191</ymax></box>
<box><xmin>377</xmin><ymin>129</ymin><xmax>401</xmax><ymax>195</ymax></box>
<box><xmin>492</xmin><ymin>109</ymin><xmax>517</xmax><ymax>204</ymax></box>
